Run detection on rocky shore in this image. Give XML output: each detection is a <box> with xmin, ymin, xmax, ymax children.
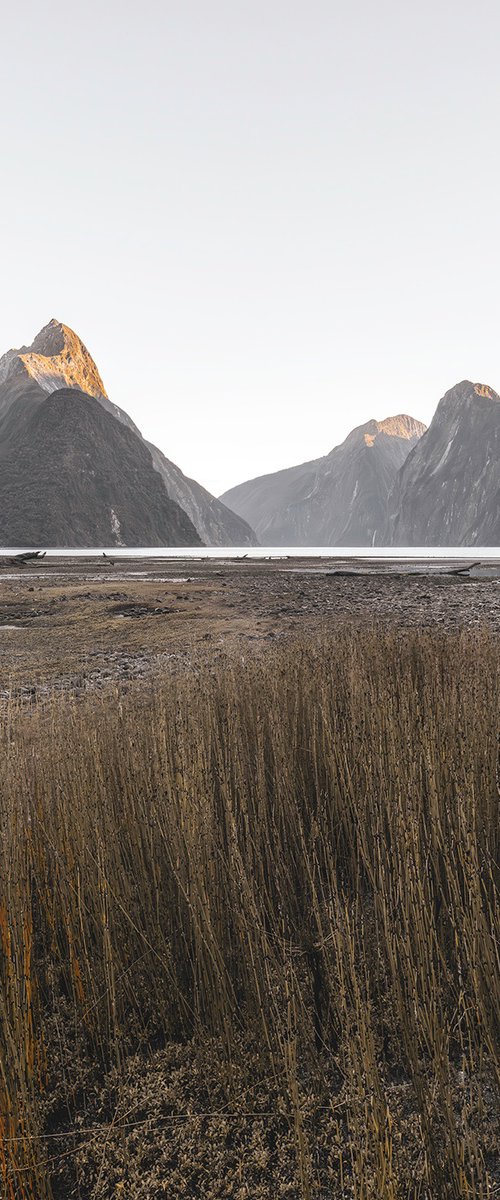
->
<box><xmin>1</xmin><ymin>554</ymin><xmax>499</xmax><ymax>699</ymax></box>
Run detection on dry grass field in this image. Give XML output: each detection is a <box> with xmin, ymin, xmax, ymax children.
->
<box><xmin>1</xmin><ymin>600</ymin><xmax>499</xmax><ymax>1197</ymax></box>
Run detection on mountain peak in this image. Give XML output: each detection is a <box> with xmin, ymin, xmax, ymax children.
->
<box><xmin>16</xmin><ymin>319</ymin><xmax>108</xmax><ymax>400</ymax></box>
<box><xmin>440</xmin><ymin>380</ymin><xmax>500</xmax><ymax>408</ymax></box>
<box><xmin>0</xmin><ymin>318</ymin><xmax>258</xmax><ymax>547</ymax></box>
<box><xmin>29</xmin><ymin>316</ymin><xmax>106</xmax><ymax>356</ymax></box>
<box><xmin>222</xmin><ymin>410</ymin><xmax>425</xmax><ymax>546</ymax></box>
<box><xmin>473</xmin><ymin>382</ymin><xmax>500</xmax><ymax>401</ymax></box>
<box><xmin>377</xmin><ymin>414</ymin><xmax>427</xmax><ymax>439</ymax></box>
<box><xmin>340</xmin><ymin>413</ymin><xmax>426</xmax><ymax>453</ymax></box>
<box><xmin>27</xmin><ymin>318</ymin><xmax>70</xmax><ymax>356</ymax></box>
<box><xmin>0</xmin><ymin>318</ymin><xmax>108</xmax><ymax>401</ymax></box>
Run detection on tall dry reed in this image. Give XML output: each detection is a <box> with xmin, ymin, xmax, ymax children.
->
<box><xmin>0</xmin><ymin>627</ymin><xmax>498</xmax><ymax>1197</ymax></box>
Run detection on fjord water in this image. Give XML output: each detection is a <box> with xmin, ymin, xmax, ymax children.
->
<box><xmin>3</xmin><ymin>546</ymin><xmax>500</xmax><ymax>560</ymax></box>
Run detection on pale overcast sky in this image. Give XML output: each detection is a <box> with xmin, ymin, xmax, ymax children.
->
<box><xmin>1</xmin><ymin>0</ymin><xmax>500</xmax><ymax>494</ymax></box>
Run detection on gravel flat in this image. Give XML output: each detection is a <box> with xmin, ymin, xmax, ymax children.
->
<box><xmin>1</xmin><ymin>554</ymin><xmax>499</xmax><ymax>698</ymax></box>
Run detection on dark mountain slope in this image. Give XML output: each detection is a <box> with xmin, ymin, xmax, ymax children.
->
<box><xmin>0</xmin><ymin>389</ymin><xmax>201</xmax><ymax>547</ymax></box>
<box><xmin>221</xmin><ymin>415</ymin><xmax>425</xmax><ymax>546</ymax></box>
<box><xmin>0</xmin><ymin>320</ymin><xmax>257</xmax><ymax>546</ymax></box>
<box><xmin>146</xmin><ymin>442</ymin><xmax>258</xmax><ymax>546</ymax></box>
<box><xmin>385</xmin><ymin>381</ymin><xmax>500</xmax><ymax>546</ymax></box>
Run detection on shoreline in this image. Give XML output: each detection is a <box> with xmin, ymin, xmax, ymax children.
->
<box><xmin>1</xmin><ymin>555</ymin><xmax>500</xmax><ymax>700</ymax></box>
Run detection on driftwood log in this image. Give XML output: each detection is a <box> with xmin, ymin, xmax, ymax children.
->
<box><xmin>1</xmin><ymin>550</ymin><xmax>47</xmax><ymax>566</ymax></box>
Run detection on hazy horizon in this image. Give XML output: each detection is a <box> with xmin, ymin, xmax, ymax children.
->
<box><xmin>2</xmin><ymin>0</ymin><xmax>500</xmax><ymax>495</ymax></box>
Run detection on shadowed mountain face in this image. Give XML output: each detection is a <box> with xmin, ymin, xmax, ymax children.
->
<box><xmin>221</xmin><ymin>415</ymin><xmax>426</xmax><ymax>546</ymax></box>
<box><xmin>0</xmin><ymin>389</ymin><xmax>201</xmax><ymax>548</ymax></box>
<box><xmin>0</xmin><ymin>320</ymin><xmax>257</xmax><ymax>546</ymax></box>
<box><xmin>384</xmin><ymin>381</ymin><xmax>500</xmax><ymax>546</ymax></box>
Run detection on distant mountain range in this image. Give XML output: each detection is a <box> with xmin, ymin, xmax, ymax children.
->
<box><xmin>0</xmin><ymin>320</ymin><xmax>257</xmax><ymax>548</ymax></box>
<box><xmin>224</xmin><ymin>381</ymin><xmax>498</xmax><ymax>547</ymax></box>
<box><xmin>221</xmin><ymin>415</ymin><xmax>426</xmax><ymax>546</ymax></box>
<box><xmin>1</xmin><ymin>320</ymin><xmax>499</xmax><ymax>548</ymax></box>
<box><xmin>222</xmin><ymin>381</ymin><xmax>500</xmax><ymax>547</ymax></box>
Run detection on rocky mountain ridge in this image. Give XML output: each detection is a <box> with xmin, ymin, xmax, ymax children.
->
<box><xmin>3</xmin><ymin>320</ymin><xmax>500</xmax><ymax>548</ymax></box>
<box><xmin>224</xmin><ymin>382</ymin><xmax>500</xmax><ymax>547</ymax></box>
<box><xmin>221</xmin><ymin>414</ymin><xmax>426</xmax><ymax>546</ymax></box>
<box><xmin>384</xmin><ymin>380</ymin><xmax>500</xmax><ymax>546</ymax></box>
<box><xmin>0</xmin><ymin>320</ymin><xmax>257</xmax><ymax>547</ymax></box>
<box><xmin>0</xmin><ymin>320</ymin><xmax>108</xmax><ymax>404</ymax></box>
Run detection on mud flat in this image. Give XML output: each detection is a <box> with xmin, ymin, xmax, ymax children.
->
<box><xmin>1</xmin><ymin>553</ymin><xmax>499</xmax><ymax>698</ymax></box>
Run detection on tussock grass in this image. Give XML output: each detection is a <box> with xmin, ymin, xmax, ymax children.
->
<box><xmin>0</xmin><ymin>627</ymin><xmax>499</xmax><ymax>1197</ymax></box>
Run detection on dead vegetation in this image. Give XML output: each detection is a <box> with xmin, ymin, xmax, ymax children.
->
<box><xmin>0</xmin><ymin>627</ymin><xmax>499</xmax><ymax>1197</ymax></box>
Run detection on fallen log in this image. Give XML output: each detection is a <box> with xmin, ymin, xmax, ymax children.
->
<box><xmin>1</xmin><ymin>550</ymin><xmax>47</xmax><ymax>566</ymax></box>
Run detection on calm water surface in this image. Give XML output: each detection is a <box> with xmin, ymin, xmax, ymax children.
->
<box><xmin>2</xmin><ymin>546</ymin><xmax>500</xmax><ymax>560</ymax></box>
